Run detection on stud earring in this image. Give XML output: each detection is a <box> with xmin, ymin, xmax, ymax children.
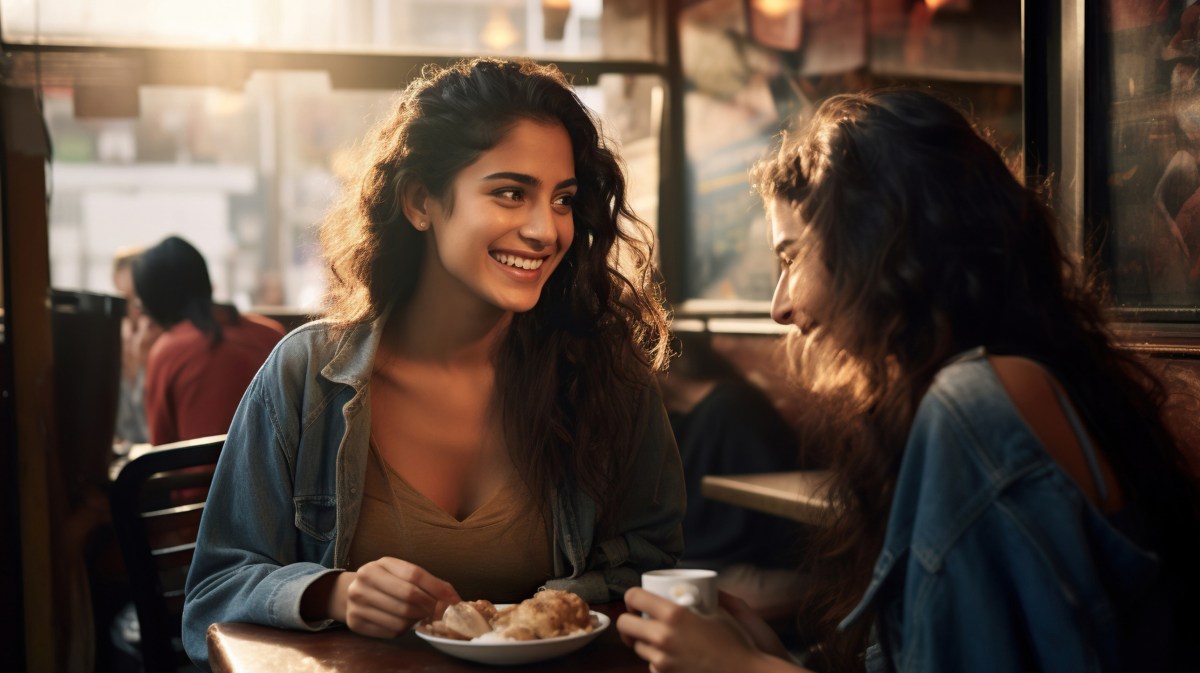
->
<box><xmin>415</xmin><ymin>220</ymin><xmax>428</xmax><ymax>231</ymax></box>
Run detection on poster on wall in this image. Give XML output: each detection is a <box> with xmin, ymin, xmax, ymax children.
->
<box><xmin>1093</xmin><ymin>0</ymin><xmax>1200</xmax><ymax>311</ymax></box>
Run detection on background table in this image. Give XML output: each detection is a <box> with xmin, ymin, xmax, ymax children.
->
<box><xmin>701</xmin><ymin>470</ymin><xmax>834</xmax><ymax>525</ymax></box>
<box><xmin>208</xmin><ymin>603</ymin><xmax>646</xmax><ymax>672</ymax></box>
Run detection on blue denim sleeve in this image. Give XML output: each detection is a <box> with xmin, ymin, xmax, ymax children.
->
<box><xmin>181</xmin><ymin>366</ymin><xmax>339</xmax><ymax>670</ymax></box>
<box><xmin>893</xmin><ymin>499</ymin><xmax>1103</xmax><ymax>673</ymax></box>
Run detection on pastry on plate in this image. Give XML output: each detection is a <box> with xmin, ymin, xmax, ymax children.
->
<box><xmin>418</xmin><ymin>590</ymin><xmax>594</xmax><ymax>642</ymax></box>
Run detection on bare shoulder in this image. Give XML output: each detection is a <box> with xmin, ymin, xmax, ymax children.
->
<box><xmin>986</xmin><ymin>354</ymin><xmax>1120</xmax><ymax>510</ymax></box>
<box><xmin>986</xmin><ymin>355</ymin><xmax>1056</xmax><ymax>393</ymax></box>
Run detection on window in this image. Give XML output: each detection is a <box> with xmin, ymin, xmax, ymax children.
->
<box><xmin>1088</xmin><ymin>0</ymin><xmax>1200</xmax><ymax>319</ymax></box>
<box><xmin>677</xmin><ymin>0</ymin><xmax>1023</xmax><ymax>312</ymax></box>
<box><xmin>1</xmin><ymin>0</ymin><xmax>656</xmax><ymax>60</ymax></box>
<box><xmin>3</xmin><ymin>0</ymin><xmax>666</xmax><ymax>310</ymax></box>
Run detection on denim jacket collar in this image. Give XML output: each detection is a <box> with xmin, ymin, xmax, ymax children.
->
<box><xmin>320</xmin><ymin>311</ymin><xmax>390</xmax><ymax>390</ymax></box>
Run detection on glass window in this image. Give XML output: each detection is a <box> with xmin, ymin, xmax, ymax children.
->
<box><xmin>680</xmin><ymin>0</ymin><xmax>1022</xmax><ymax>306</ymax></box>
<box><xmin>41</xmin><ymin>68</ymin><xmax>662</xmax><ymax>310</ymax></box>
<box><xmin>869</xmin><ymin>0</ymin><xmax>1021</xmax><ymax>83</ymax></box>
<box><xmin>0</xmin><ymin>0</ymin><xmax>661</xmax><ymax>62</ymax></box>
<box><xmin>1090</xmin><ymin>1</ymin><xmax>1200</xmax><ymax>316</ymax></box>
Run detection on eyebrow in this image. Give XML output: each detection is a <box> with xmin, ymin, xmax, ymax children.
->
<box><xmin>482</xmin><ymin>172</ymin><xmax>578</xmax><ymax>190</ymax></box>
<box><xmin>773</xmin><ymin>238</ymin><xmax>796</xmax><ymax>255</ymax></box>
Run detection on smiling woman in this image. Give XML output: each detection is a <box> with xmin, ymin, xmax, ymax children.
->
<box><xmin>180</xmin><ymin>58</ymin><xmax>684</xmax><ymax>671</ymax></box>
<box><xmin>403</xmin><ymin>119</ymin><xmax>578</xmax><ymax>316</ymax></box>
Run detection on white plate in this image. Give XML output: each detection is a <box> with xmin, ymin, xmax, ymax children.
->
<box><xmin>415</xmin><ymin>609</ymin><xmax>610</xmax><ymax>666</ymax></box>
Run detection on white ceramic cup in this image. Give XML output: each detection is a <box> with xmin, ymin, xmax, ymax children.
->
<box><xmin>641</xmin><ymin>568</ymin><xmax>718</xmax><ymax>616</ymax></box>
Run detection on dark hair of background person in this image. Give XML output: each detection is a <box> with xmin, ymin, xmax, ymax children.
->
<box><xmin>752</xmin><ymin>89</ymin><xmax>1200</xmax><ymax>668</ymax></box>
<box><xmin>317</xmin><ymin>58</ymin><xmax>671</xmax><ymax>537</ymax></box>
<box><xmin>132</xmin><ymin>235</ymin><xmax>239</xmax><ymax>349</ymax></box>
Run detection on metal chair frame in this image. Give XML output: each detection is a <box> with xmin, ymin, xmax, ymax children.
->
<box><xmin>110</xmin><ymin>435</ymin><xmax>224</xmax><ymax>673</ymax></box>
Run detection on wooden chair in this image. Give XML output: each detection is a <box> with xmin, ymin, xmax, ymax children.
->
<box><xmin>110</xmin><ymin>435</ymin><xmax>224</xmax><ymax>673</ymax></box>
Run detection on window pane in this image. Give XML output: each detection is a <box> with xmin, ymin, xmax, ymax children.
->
<box><xmin>868</xmin><ymin>0</ymin><xmax>1021</xmax><ymax>84</ymax></box>
<box><xmin>43</xmin><ymin>70</ymin><xmax>660</xmax><ymax>310</ymax></box>
<box><xmin>681</xmin><ymin>0</ymin><xmax>1022</xmax><ymax>305</ymax></box>
<box><xmin>1091</xmin><ymin>1</ymin><xmax>1200</xmax><ymax>314</ymax></box>
<box><xmin>0</xmin><ymin>0</ymin><xmax>661</xmax><ymax>61</ymax></box>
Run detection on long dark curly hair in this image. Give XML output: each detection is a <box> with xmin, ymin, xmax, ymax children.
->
<box><xmin>318</xmin><ymin>58</ymin><xmax>670</xmax><ymax>534</ymax></box>
<box><xmin>753</xmin><ymin>89</ymin><xmax>1200</xmax><ymax>670</ymax></box>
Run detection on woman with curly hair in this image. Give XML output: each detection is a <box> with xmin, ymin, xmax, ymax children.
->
<box><xmin>183</xmin><ymin>58</ymin><xmax>683</xmax><ymax>668</ymax></box>
<box><xmin>618</xmin><ymin>89</ymin><xmax>1200</xmax><ymax>672</ymax></box>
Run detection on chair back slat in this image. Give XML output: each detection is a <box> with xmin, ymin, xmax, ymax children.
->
<box><xmin>141</xmin><ymin>503</ymin><xmax>205</xmax><ymax>543</ymax></box>
<box><xmin>140</xmin><ymin>468</ymin><xmax>214</xmax><ymax>507</ymax></box>
<box><xmin>110</xmin><ymin>435</ymin><xmax>224</xmax><ymax>673</ymax></box>
<box><xmin>152</xmin><ymin>542</ymin><xmax>197</xmax><ymax>573</ymax></box>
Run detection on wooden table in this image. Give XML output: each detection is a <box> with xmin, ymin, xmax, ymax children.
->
<box><xmin>207</xmin><ymin>603</ymin><xmax>646</xmax><ymax>672</ymax></box>
<box><xmin>701</xmin><ymin>470</ymin><xmax>834</xmax><ymax>525</ymax></box>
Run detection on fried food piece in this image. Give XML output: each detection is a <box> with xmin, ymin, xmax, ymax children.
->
<box><xmin>442</xmin><ymin>602</ymin><xmax>491</xmax><ymax>639</ymax></box>
<box><xmin>418</xmin><ymin>591</ymin><xmax>593</xmax><ymax>642</ymax></box>
<box><xmin>420</xmin><ymin>620</ymin><xmax>471</xmax><ymax>641</ymax></box>
<box><xmin>419</xmin><ymin>600</ymin><xmax>498</xmax><ymax>640</ymax></box>
<box><xmin>493</xmin><ymin>589</ymin><xmax>592</xmax><ymax>639</ymax></box>
<box><xmin>467</xmin><ymin>599</ymin><xmax>499</xmax><ymax>623</ymax></box>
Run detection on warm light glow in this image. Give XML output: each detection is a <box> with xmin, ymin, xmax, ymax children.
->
<box><xmin>923</xmin><ymin>0</ymin><xmax>968</xmax><ymax>11</ymax></box>
<box><xmin>542</xmin><ymin>0</ymin><xmax>572</xmax><ymax>41</ymax></box>
<box><xmin>144</xmin><ymin>0</ymin><xmax>261</xmax><ymax>44</ymax></box>
<box><xmin>748</xmin><ymin>0</ymin><xmax>803</xmax><ymax>51</ymax></box>
<box><xmin>481</xmin><ymin>7</ymin><xmax>520</xmax><ymax>50</ymax></box>
<box><xmin>751</xmin><ymin>0</ymin><xmax>802</xmax><ymax>19</ymax></box>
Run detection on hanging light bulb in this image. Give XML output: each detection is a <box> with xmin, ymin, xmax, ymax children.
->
<box><xmin>746</xmin><ymin>0</ymin><xmax>803</xmax><ymax>51</ymax></box>
<box><xmin>924</xmin><ymin>0</ymin><xmax>971</xmax><ymax>11</ymax></box>
<box><xmin>481</xmin><ymin>7</ymin><xmax>520</xmax><ymax>51</ymax></box>
<box><xmin>751</xmin><ymin>0</ymin><xmax>801</xmax><ymax>18</ymax></box>
<box><xmin>543</xmin><ymin>0</ymin><xmax>572</xmax><ymax>41</ymax></box>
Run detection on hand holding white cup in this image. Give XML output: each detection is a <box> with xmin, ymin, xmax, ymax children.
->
<box><xmin>640</xmin><ymin>569</ymin><xmax>718</xmax><ymax>616</ymax></box>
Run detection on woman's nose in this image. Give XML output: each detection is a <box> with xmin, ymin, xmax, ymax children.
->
<box><xmin>519</xmin><ymin>204</ymin><xmax>558</xmax><ymax>246</ymax></box>
<box><xmin>770</xmin><ymin>276</ymin><xmax>793</xmax><ymax>326</ymax></box>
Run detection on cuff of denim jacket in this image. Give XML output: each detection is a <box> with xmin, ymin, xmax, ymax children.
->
<box><xmin>277</xmin><ymin>566</ymin><xmax>342</xmax><ymax>632</ymax></box>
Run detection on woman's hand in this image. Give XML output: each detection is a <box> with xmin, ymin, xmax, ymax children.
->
<box><xmin>121</xmin><ymin>314</ymin><xmax>162</xmax><ymax>380</ymax></box>
<box><xmin>717</xmin><ymin>591</ymin><xmax>792</xmax><ymax>660</ymax></box>
<box><xmin>303</xmin><ymin>557</ymin><xmax>461</xmax><ymax>638</ymax></box>
<box><xmin>616</xmin><ymin>587</ymin><xmax>805</xmax><ymax>673</ymax></box>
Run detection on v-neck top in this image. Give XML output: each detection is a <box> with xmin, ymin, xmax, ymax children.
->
<box><xmin>346</xmin><ymin>445</ymin><xmax>554</xmax><ymax>603</ymax></box>
<box><xmin>181</xmin><ymin>316</ymin><xmax>686</xmax><ymax>671</ymax></box>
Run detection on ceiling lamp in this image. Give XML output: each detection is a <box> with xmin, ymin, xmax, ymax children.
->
<box><xmin>543</xmin><ymin>0</ymin><xmax>571</xmax><ymax>41</ymax></box>
<box><xmin>745</xmin><ymin>0</ymin><xmax>803</xmax><ymax>51</ymax></box>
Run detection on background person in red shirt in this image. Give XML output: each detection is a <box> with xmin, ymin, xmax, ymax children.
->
<box><xmin>132</xmin><ymin>235</ymin><xmax>286</xmax><ymax>445</ymax></box>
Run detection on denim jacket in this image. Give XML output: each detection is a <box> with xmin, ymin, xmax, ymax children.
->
<box><xmin>844</xmin><ymin>348</ymin><xmax>1168</xmax><ymax>673</ymax></box>
<box><xmin>182</xmin><ymin>318</ymin><xmax>685</xmax><ymax>669</ymax></box>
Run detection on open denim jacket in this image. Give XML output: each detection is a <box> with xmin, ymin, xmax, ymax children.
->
<box><xmin>182</xmin><ymin>317</ymin><xmax>685</xmax><ymax>669</ymax></box>
<box><xmin>844</xmin><ymin>348</ymin><xmax>1169</xmax><ymax>673</ymax></box>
